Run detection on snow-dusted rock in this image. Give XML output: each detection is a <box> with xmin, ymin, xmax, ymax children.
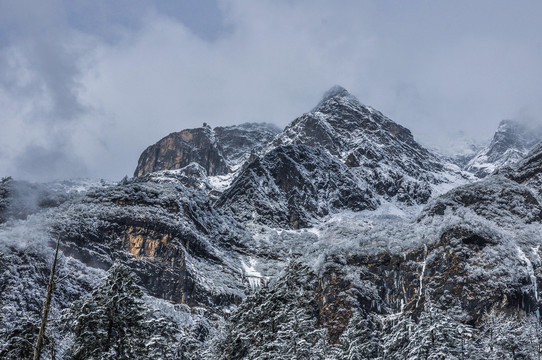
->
<box><xmin>214</xmin><ymin>122</ymin><xmax>281</xmax><ymax>169</ymax></box>
<box><xmin>511</xmin><ymin>142</ymin><xmax>542</xmax><ymax>196</ymax></box>
<box><xmin>216</xmin><ymin>144</ymin><xmax>378</xmax><ymax>228</ymax></box>
<box><xmin>134</xmin><ymin>122</ymin><xmax>281</xmax><ymax>179</ymax></box>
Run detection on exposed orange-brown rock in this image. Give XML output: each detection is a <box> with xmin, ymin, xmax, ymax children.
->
<box><xmin>134</xmin><ymin>125</ymin><xmax>229</xmax><ymax>177</ymax></box>
<box><xmin>123</xmin><ymin>226</ymin><xmax>170</xmax><ymax>258</ymax></box>
<box><xmin>317</xmin><ymin>263</ymin><xmax>355</xmax><ymax>343</ymax></box>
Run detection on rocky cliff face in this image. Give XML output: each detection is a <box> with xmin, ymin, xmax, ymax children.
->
<box><xmin>509</xmin><ymin>142</ymin><xmax>542</xmax><ymax>196</ymax></box>
<box><xmin>134</xmin><ymin>125</ymin><xmax>230</xmax><ymax>177</ymax></box>
<box><xmin>134</xmin><ymin>123</ymin><xmax>281</xmax><ymax>178</ymax></box>
<box><xmin>216</xmin><ymin>144</ymin><xmax>378</xmax><ymax>228</ymax></box>
<box><xmin>465</xmin><ymin>119</ymin><xmax>542</xmax><ymax>178</ymax></box>
<box><xmin>214</xmin><ymin>122</ymin><xmax>281</xmax><ymax>168</ymax></box>
<box><xmin>51</xmin><ymin>177</ymin><xmax>250</xmax><ymax>309</ymax></box>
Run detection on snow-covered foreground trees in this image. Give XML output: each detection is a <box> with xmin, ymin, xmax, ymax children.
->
<box><xmin>62</xmin><ymin>264</ymin><xmax>183</xmax><ymax>360</ymax></box>
<box><xmin>212</xmin><ymin>261</ymin><xmax>333</xmax><ymax>360</ymax></box>
<box><xmin>0</xmin><ymin>312</ymin><xmax>44</xmax><ymax>359</ymax></box>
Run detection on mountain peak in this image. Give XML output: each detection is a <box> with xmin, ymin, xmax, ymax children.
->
<box><xmin>313</xmin><ymin>85</ymin><xmax>357</xmax><ymax>110</ymax></box>
<box><xmin>465</xmin><ymin>118</ymin><xmax>542</xmax><ymax>177</ymax></box>
<box><xmin>321</xmin><ymin>85</ymin><xmax>350</xmax><ymax>100</ymax></box>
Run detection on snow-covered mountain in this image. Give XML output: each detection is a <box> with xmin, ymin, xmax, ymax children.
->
<box><xmin>465</xmin><ymin>119</ymin><xmax>542</xmax><ymax>178</ymax></box>
<box><xmin>270</xmin><ymin>86</ymin><xmax>471</xmax><ymax>205</ymax></box>
<box><xmin>212</xmin><ymin>87</ymin><xmax>473</xmax><ymax>229</ymax></box>
<box><xmin>2</xmin><ymin>86</ymin><xmax>542</xmax><ymax>359</ymax></box>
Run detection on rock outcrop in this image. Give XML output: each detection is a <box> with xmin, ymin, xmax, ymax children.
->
<box><xmin>214</xmin><ymin>122</ymin><xmax>281</xmax><ymax>168</ymax></box>
<box><xmin>509</xmin><ymin>142</ymin><xmax>542</xmax><ymax>196</ymax></box>
<box><xmin>134</xmin><ymin>123</ymin><xmax>281</xmax><ymax>178</ymax></box>
<box><xmin>134</xmin><ymin>124</ymin><xmax>230</xmax><ymax>177</ymax></box>
<box><xmin>52</xmin><ymin>178</ymin><xmax>249</xmax><ymax>309</ymax></box>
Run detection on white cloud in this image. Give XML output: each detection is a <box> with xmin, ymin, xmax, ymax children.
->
<box><xmin>1</xmin><ymin>0</ymin><xmax>542</xmax><ymax>181</ymax></box>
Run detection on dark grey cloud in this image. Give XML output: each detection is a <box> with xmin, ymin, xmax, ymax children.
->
<box><xmin>0</xmin><ymin>0</ymin><xmax>84</xmax><ymax>122</ymax></box>
<box><xmin>1</xmin><ymin>0</ymin><xmax>542</xmax><ymax>181</ymax></box>
<box><xmin>11</xmin><ymin>142</ymin><xmax>88</xmax><ymax>181</ymax></box>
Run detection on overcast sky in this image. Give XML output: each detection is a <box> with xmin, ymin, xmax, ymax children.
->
<box><xmin>1</xmin><ymin>0</ymin><xmax>541</xmax><ymax>181</ymax></box>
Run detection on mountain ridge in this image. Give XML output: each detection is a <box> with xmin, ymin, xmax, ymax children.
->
<box><xmin>2</xmin><ymin>86</ymin><xmax>542</xmax><ymax>359</ymax></box>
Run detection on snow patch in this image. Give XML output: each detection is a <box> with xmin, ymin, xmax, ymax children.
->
<box><xmin>518</xmin><ymin>247</ymin><xmax>538</xmax><ymax>302</ymax></box>
<box><xmin>241</xmin><ymin>258</ymin><xmax>264</xmax><ymax>290</ymax></box>
<box><xmin>208</xmin><ymin>172</ymin><xmax>237</xmax><ymax>192</ymax></box>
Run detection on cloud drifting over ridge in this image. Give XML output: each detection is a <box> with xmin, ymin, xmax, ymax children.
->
<box><xmin>1</xmin><ymin>0</ymin><xmax>541</xmax><ymax>181</ymax></box>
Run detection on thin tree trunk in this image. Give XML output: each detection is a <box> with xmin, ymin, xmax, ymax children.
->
<box><xmin>33</xmin><ymin>237</ymin><xmax>60</xmax><ymax>360</ymax></box>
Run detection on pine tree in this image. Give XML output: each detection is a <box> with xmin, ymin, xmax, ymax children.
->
<box><xmin>406</xmin><ymin>302</ymin><xmax>476</xmax><ymax>360</ymax></box>
<box><xmin>34</xmin><ymin>236</ymin><xmax>61</xmax><ymax>360</ymax></box>
<box><xmin>144</xmin><ymin>314</ymin><xmax>186</xmax><ymax>360</ymax></box>
<box><xmin>0</xmin><ymin>177</ymin><xmax>11</xmax><ymax>223</ymax></box>
<box><xmin>382</xmin><ymin>313</ymin><xmax>416</xmax><ymax>360</ymax></box>
<box><xmin>381</xmin><ymin>302</ymin><xmax>476</xmax><ymax>360</ymax></box>
<box><xmin>338</xmin><ymin>310</ymin><xmax>383</xmax><ymax>359</ymax></box>
<box><xmin>272</xmin><ymin>303</ymin><xmax>317</xmax><ymax>359</ymax></box>
<box><xmin>0</xmin><ymin>312</ymin><xmax>42</xmax><ymax>360</ymax></box>
<box><xmin>0</xmin><ymin>251</ymin><xmax>8</xmax><ymax>321</ymax></box>
<box><xmin>523</xmin><ymin>314</ymin><xmax>542</xmax><ymax>360</ymax></box>
<box><xmin>217</xmin><ymin>261</ymin><xmax>332</xmax><ymax>360</ymax></box>
<box><xmin>64</xmin><ymin>264</ymin><xmax>151</xmax><ymax>360</ymax></box>
<box><xmin>478</xmin><ymin>311</ymin><xmax>531</xmax><ymax>359</ymax></box>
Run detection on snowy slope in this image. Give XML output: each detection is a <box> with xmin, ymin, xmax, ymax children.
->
<box><xmin>509</xmin><ymin>141</ymin><xmax>542</xmax><ymax>197</ymax></box>
<box><xmin>0</xmin><ymin>177</ymin><xmax>111</xmax><ymax>224</ymax></box>
<box><xmin>214</xmin><ymin>122</ymin><xmax>281</xmax><ymax>170</ymax></box>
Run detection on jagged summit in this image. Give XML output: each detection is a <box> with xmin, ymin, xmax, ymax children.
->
<box><xmin>267</xmin><ymin>85</ymin><xmax>469</xmax><ymax>205</ymax></box>
<box><xmin>133</xmin><ymin>86</ymin><xmax>469</xmax><ymax>207</ymax></box>
<box><xmin>312</xmin><ymin>85</ymin><xmax>357</xmax><ymax>111</ymax></box>
<box><xmin>323</xmin><ymin>85</ymin><xmax>349</xmax><ymax>99</ymax></box>
<box><xmin>274</xmin><ymin>86</ymin><xmax>423</xmax><ymax>160</ymax></box>
<box><xmin>465</xmin><ymin>119</ymin><xmax>542</xmax><ymax>178</ymax></box>
<box><xmin>489</xmin><ymin>119</ymin><xmax>541</xmax><ymax>156</ymax></box>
